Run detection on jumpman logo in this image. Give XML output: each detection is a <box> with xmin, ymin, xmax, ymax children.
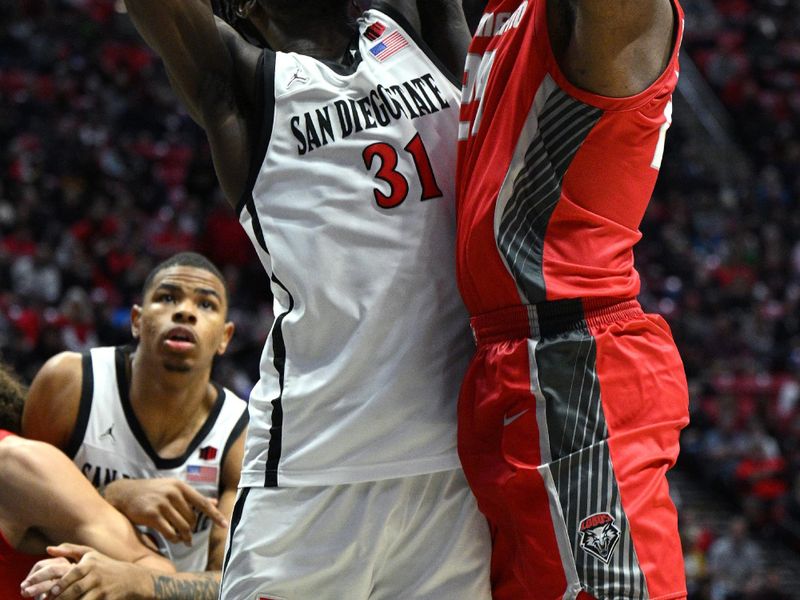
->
<box><xmin>287</xmin><ymin>68</ymin><xmax>309</xmax><ymax>88</ymax></box>
<box><xmin>100</xmin><ymin>424</ymin><xmax>116</xmax><ymax>442</ymax></box>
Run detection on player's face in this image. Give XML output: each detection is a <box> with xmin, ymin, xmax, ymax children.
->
<box><xmin>131</xmin><ymin>266</ymin><xmax>234</xmax><ymax>373</ymax></box>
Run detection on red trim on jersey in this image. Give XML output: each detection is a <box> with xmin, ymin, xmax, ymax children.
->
<box><xmin>457</xmin><ymin>0</ymin><xmax>684</xmax><ymax>314</ymax></box>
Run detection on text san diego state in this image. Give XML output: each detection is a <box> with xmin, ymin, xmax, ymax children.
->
<box><xmin>291</xmin><ymin>73</ymin><xmax>451</xmax><ymax>155</ymax></box>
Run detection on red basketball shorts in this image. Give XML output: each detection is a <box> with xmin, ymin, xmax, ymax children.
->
<box><xmin>457</xmin><ymin>298</ymin><xmax>689</xmax><ymax>600</ymax></box>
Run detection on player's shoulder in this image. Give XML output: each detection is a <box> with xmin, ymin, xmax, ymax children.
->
<box><xmin>34</xmin><ymin>350</ymin><xmax>84</xmax><ymax>380</ymax></box>
<box><xmin>23</xmin><ymin>351</ymin><xmax>86</xmax><ymax>445</ymax></box>
<box><xmin>28</xmin><ymin>350</ymin><xmax>84</xmax><ymax>404</ymax></box>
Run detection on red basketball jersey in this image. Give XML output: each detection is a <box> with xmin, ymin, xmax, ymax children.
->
<box><xmin>0</xmin><ymin>430</ymin><xmax>44</xmax><ymax>600</ymax></box>
<box><xmin>457</xmin><ymin>0</ymin><xmax>683</xmax><ymax>315</ymax></box>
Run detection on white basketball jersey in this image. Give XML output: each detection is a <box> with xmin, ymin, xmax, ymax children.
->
<box><xmin>68</xmin><ymin>346</ymin><xmax>248</xmax><ymax>572</ymax></box>
<box><xmin>237</xmin><ymin>8</ymin><xmax>472</xmax><ymax>487</ymax></box>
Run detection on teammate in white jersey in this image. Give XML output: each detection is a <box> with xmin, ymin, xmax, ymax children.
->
<box><xmin>121</xmin><ymin>0</ymin><xmax>491</xmax><ymax>598</ymax></box>
<box><xmin>22</xmin><ymin>252</ymin><xmax>247</xmax><ymax>599</ymax></box>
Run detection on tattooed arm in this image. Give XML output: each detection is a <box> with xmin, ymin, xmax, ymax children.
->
<box><xmin>23</xmin><ymin>545</ymin><xmax>220</xmax><ymax>600</ymax></box>
<box><xmin>152</xmin><ymin>570</ymin><xmax>219</xmax><ymax>600</ymax></box>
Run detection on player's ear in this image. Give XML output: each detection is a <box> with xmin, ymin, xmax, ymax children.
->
<box><xmin>217</xmin><ymin>321</ymin><xmax>236</xmax><ymax>355</ymax></box>
<box><xmin>236</xmin><ymin>0</ymin><xmax>257</xmax><ymax>18</ymax></box>
<box><xmin>131</xmin><ymin>305</ymin><xmax>143</xmax><ymax>340</ymax></box>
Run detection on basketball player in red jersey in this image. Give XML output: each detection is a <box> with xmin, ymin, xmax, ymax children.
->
<box><xmin>457</xmin><ymin>2</ymin><xmax>689</xmax><ymax>599</ymax></box>
<box><xmin>0</xmin><ymin>363</ymin><xmax>173</xmax><ymax>599</ymax></box>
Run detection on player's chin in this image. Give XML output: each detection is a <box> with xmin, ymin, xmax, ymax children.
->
<box><xmin>163</xmin><ymin>359</ymin><xmax>193</xmax><ymax>373</ymax></box>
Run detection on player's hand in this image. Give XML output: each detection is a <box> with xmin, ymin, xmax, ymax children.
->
<box><xmin>20</xmin><ymin>556</ymin><xmax>72</xmax><ymax>599</ymax></box>
<box><xmin>21</xmin><ymin>544</ymin><xmax>153</xmax><ymax>600</ymax></box>
<box><xmin>103</xmin><ymin>478</ymin><xmax>228</xmax><ymax>545</ymax></box>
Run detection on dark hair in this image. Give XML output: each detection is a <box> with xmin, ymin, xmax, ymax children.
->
<box><xmin>0</xmin><ymin>363</ymin><xmax>27</xmax><ymax>434</ymax></box>
<box><xmin>142</xmin><ymin>252</ymin><xmax>229</xmax><ymax>305</ymax></box>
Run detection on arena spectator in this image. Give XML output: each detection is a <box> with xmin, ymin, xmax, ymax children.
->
<box><xmin>706</xmin><ymin>517</ymin><xmax>764</xmax><ymax>600</ymax></box>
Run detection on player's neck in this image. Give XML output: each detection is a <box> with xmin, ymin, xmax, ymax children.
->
<box><xmin>129</xmin><ymin>361</ymin><xmax>213</xmax><ymax>409</ymax></box>
<box><xmin>130</xmin><ymin>370</ymin><xmax>212</xmax><ymax>407</ymax></box>
<box><xmin>129</xmin><ymin>376</ymin><xmax>215</xmax><ymax>457</ymax></box>
<box><xmin>283</xmin><ymin>36</ymin><xmax>353</xmax><ymax>61</ymax></box>
<box><xmin>127</xmin><ymin>354</ymin><xmax>215</xmax><ymax>450</ymax></box>
<box><xmin>260</xmin><ymin>18</ymin><xmax>357</xmax><ymax>62</ymax></box>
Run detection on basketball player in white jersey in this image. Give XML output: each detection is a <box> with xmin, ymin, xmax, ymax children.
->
<box><xmin>22</xmin><ymin>252</ymin><xmax>248</xmax><ymax>599</ymax></box>
<box><xmin>121</xmin><ymin>0</ymin><xmax>491</xmax><ymax>598</ymax></box>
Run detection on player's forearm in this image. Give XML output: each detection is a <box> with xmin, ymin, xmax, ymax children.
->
<box><xmin>135</xmin><ymin>552</ymin><xmax>176</xmax><ymax>574</ymax></box>
<box><xmin>123</xmin><ymin>0</ymin><xmax>233</xmax><ymax>126</ymax></box>
<box><xmin>150</xmin><ymin>570</ymin><xmax>220</xmax><ymax>600</ymax></box>
<box><xmin>124</xmin><ymin>0</ymin><xmax>211</xmax><ymax>57</ymax></box>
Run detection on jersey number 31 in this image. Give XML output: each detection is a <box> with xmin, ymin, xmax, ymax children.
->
<box><xmin>362</xmin><ymin>133</ymin><xmax>443</xmax><ymax>209</ymax></box>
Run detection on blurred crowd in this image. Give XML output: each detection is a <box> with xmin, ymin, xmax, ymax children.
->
<box><xmin>2</xmin><ymin>0</ymin><xmax>800</xmax><ymax>598</ymax></box>
<box><xmin>0</xmin><ymin>0</ymin><xmax>270</xmax><ymax>397</ymax></box>
<box><xmin>641</xmin><ymin>0</ymin><xmax>800</xmax><ymax>597</ymax></box>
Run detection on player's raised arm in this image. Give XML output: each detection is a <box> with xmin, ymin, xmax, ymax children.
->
<box><xmin>123</xmin><ymin>0</ymin><xmax>233</xmax><ymax>128</ymax></box>
<box><xmin>372</xmin><ymin>0</ymin><xmax>470</xmax><ymax>78</ymax></box>
<box><xmin>549</xmin><ymin>0</ymin><xmax>676</xmax><ymax>97</ymax></box>
<box><xmin>123</xmin><ymin>0</ymin><xmax>261</xmax><ymax>205</ymax></box>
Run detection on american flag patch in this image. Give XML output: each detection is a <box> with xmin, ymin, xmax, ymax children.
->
<box><xmin>369</xmin><ymin>31</ymin><xmax>408</xmax><ymax>62</ymax></box>
<box><xmin>186</xmin><ymin>464</ymin><xmax>217</xmax><ymax>483</ymax></box>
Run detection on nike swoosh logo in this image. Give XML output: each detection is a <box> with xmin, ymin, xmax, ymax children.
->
<box><xmin>503</xmin><ymin>409</ymin><xmax>530</xmax><ymax>427</ymax></box>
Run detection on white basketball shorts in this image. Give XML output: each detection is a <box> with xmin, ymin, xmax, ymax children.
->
<box><xmin>219</xmin><ymin>469</ymin><xmax>491</xmax><ymax>599</ymax></box>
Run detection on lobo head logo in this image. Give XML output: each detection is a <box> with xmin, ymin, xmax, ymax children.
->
<box><xmin>579</xmin><ymin>512</ymin><xmax>621</xmax><ymax>564</ymax></box>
